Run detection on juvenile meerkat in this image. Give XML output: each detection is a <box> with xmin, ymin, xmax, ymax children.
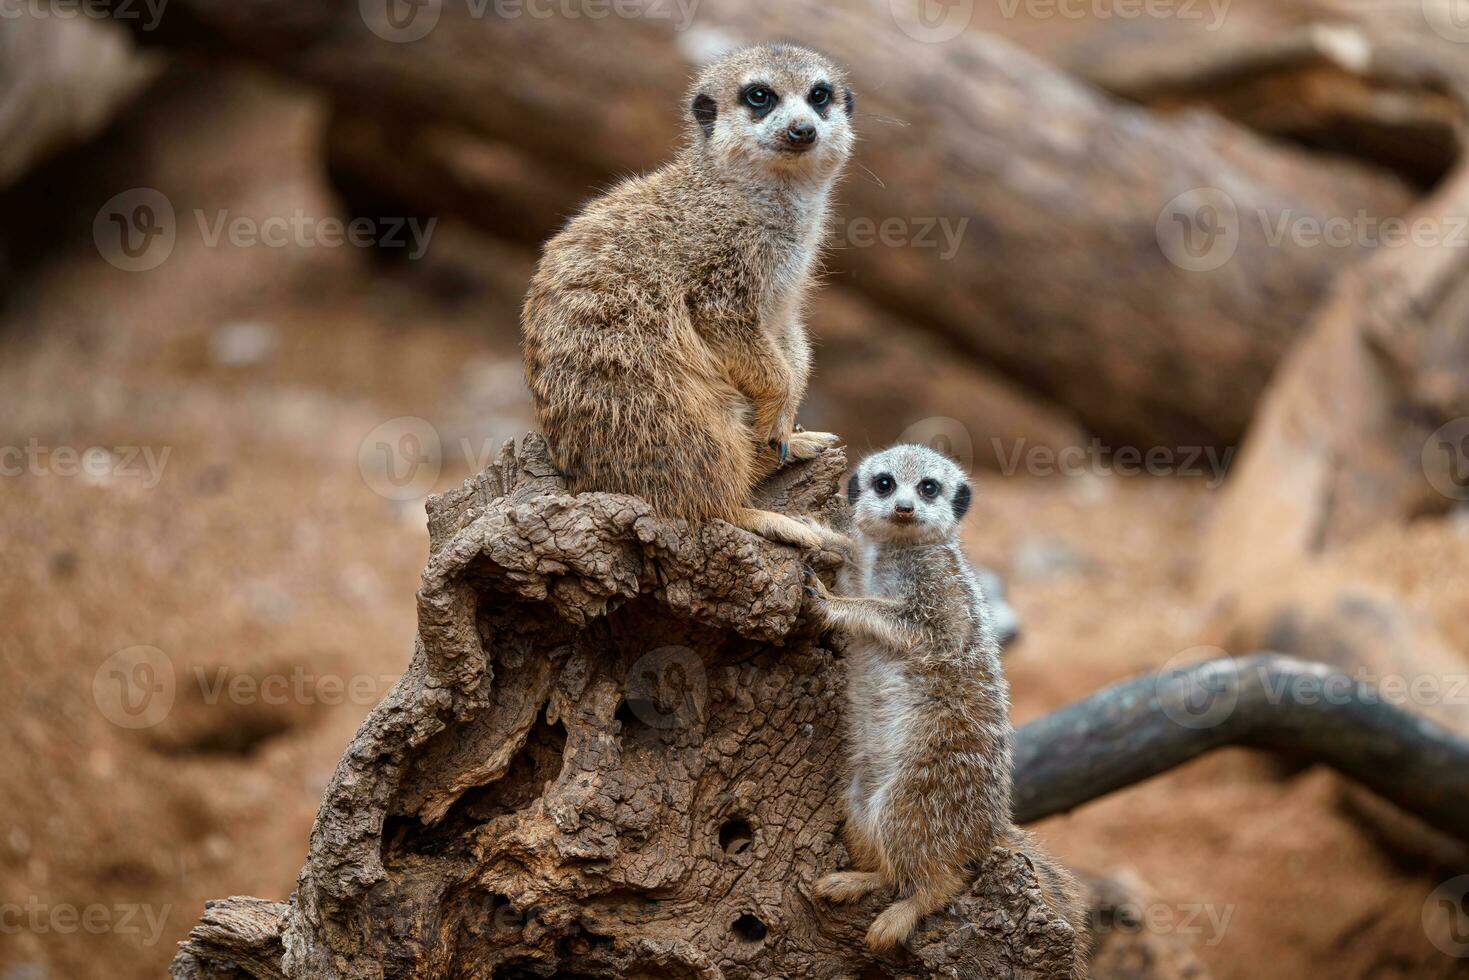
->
<box><xmin>521</xmin><ymin>43</ymin><xmax>855</xmax><ymax>549</ymax></box>
<box><xmin>807</xmin><ymin>445</ymin><xmax>1088</xmax><ymax>968</ymax></box>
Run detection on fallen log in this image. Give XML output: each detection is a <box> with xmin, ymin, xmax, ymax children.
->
<box><xmin>117</xmin><ymin>0</ymin><xmax>1414</xmax><ymax>447</ymax></box>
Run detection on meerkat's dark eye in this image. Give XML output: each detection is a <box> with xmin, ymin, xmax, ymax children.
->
<box><xmin>918</xmin><ymin>478</ymin><xmax>941</xmax><ymax>500</ymax></box>
<box><xmin>809</xmin><ymin>84</ymin><xmax>832</xmax><ymax>108</ymax></box>
<box><xmin>743</xmin><ymin>86</ymin><xmax>775</xmax><ymax>111</ymax></box>
<box><xmin>872</xmin><ymin>474</ymin><xmax>896</xmax><ymax>497</ymax></box>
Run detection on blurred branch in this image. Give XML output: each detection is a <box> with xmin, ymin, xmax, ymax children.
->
<box><xmin>1014</xmin><ymin>653</ymin><xmax>1469</xmax><ymax>843</ymax></box>
<box><xmin>0</xmin><ymin>14</ymin><xmax>158</xmax><ymax>189</ymax></box>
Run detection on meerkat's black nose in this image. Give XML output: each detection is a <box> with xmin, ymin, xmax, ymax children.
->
<box><xmin>893</xmin><ymin>502</ymin><xmax>915</xmax><ymax>516</ymax></box>
<box><xmin>786</xmin><ymin>122</ymin><xmax>817</xmax><ymax>146</ymax></box>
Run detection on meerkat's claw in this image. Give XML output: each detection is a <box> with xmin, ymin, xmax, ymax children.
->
<box><xmin>802</xmin><ymin>565</ymin><xmax>832</xmax><ymax>601</ymax></box>
<box><xmin>779</xmin><ymin>440</ymin><xmax>790</xmax><ymax>465</ymax></box>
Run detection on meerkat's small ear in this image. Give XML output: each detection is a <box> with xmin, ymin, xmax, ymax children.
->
<box><xmin>692</xmin><ymin>93</ymin><xmax>718</xmax><ymax>138</ymax></box>
<box><xmin>843</xmin><ymin>86</ymin><xmax>855</xmax><ymax>118</ymax></box>
<box><xmin>953</xmin><ymin>481</ymin><xmax>972</xmax><ymax>521</ymax></box>
<box><xmin>846</xmin><ymin>472</ymin><xmax>861</xmax><ymax>505</ymax></box>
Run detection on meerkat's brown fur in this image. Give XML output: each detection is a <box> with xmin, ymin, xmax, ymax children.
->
<box><xmin>809</xmin><ymin>446</ymin><xmax>1089</xmax><ymax>971</ymax></box>
<box><xmin>521</xmin><ymin>44</ymin><xmax>856</xmax><ymax>549</ymax></box>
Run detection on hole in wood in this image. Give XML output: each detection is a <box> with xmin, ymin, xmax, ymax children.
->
<box><xmin>718</xmin><ymin>817</ymin><xmax>754</xmax><ymax>857</ymax></box>
<box><xmin>731</xmin><ymin>913</ymin><xmax>767</xmax><ymax>943</ymax></box>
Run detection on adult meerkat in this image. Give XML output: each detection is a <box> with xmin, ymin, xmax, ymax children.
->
<box><xmin>807</xmin><ymin>445</ymin><xmax>1089</xmax><ymax>968</ymax></box>
<box><xmin>521</xmin><ymin>43</ymin><xmax>854</xmax><ymax>549</ymax></box>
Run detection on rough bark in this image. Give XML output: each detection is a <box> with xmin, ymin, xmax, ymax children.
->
<box><xmin>117</xmin><ymin>0</ymin><xmax>1415</xmax><ymax>447</ymax></box>
<box><xmin>172</xmin><ymin>436</ymin><xmax>1087</xmax><ymax>979</ymax></box>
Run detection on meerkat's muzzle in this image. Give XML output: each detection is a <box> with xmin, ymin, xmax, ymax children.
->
<box><xmin>781</xmin><ymin>122</ymin><xmax>818</xmax><ymax>152</ymax></box>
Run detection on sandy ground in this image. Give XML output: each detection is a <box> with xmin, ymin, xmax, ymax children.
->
<box><xmin>1</xmin><ymin>70</ymin><xmax>1467</xmax><ymax>980</ymax></box>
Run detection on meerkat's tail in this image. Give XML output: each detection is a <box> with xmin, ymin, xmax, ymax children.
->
<box><xmin>1004</xmin><ymin>826</ymin><xmax>1092</xmax><ymax>979</ymax></box>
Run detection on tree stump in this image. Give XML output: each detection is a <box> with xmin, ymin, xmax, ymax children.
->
<box><xmin>171</xmin><ymin>435</ymin><xmax>1085</xmax><ymax>979</ymax></box>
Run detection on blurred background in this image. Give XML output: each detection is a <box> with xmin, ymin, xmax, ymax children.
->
<box><xmin>3</xmin><ymin>0</ymin><xmax>1469</xmax><ymax>976</ymax></box>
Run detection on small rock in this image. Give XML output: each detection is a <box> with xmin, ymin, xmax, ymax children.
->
<box><xmin>1012</xmin><ymin>538</ymin><xmax>1098</xmax><ymax>581</ymax></box>
<box><xmin>210</xmin><ymin>321</ymin><xmax>278</xmax><ymax>367</ymax></box>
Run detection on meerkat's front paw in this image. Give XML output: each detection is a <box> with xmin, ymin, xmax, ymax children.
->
<box><xmin>795</xmin><ymin>517</ymin><xmax>854</xmax><ymax>558</ymax></box>
<box><xmin>814</xmin><ymin>871</ymin><xmax>883</xmax><ymax>904</ymax></box>
<box><xmin>785</xmin><ymin>428</ymin><xmax>841</xmax><ymax>462</ymax></box>
<box><xmin>865</xmin><ymin>899</ymin><xmax>923</xmax><ymax>954</ymax></box>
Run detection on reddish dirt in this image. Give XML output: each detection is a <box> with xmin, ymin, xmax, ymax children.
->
<box><xmin>1</xmin><ymin>71</ymin><xmax>1466</xmax><ymax>980</ymax></box>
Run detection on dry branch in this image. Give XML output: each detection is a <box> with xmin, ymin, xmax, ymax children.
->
<box><xmin>1013</xmin><ymin>652</ymin><xmax>1469</xmax><ymax>843</ymax></box>
<box><xmin>118</xmin><ymin>0</ymin><xmax>1415</xmax><ymax>447</ymax></box>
